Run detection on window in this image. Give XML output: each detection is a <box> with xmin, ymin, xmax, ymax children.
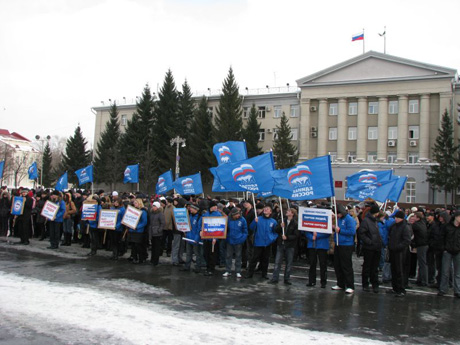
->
<box><xmin>389</xmin><ymin>100</ymin><xmax>399</xmax><ymax>114</ymax></box>
<box><xmin>347</xmin><ymin>151</ymin><xmax>357</xmax><ymax>163</ymax></box>
<box><xmin>243</xmin><ymin>107</ymin><xmax>249</xmax><ymax>118</ymax></box>
<box><xmin>368</xmin><ymin>126</ymin><xmax>378</xmax><ymax>140</ymax></box>
<box><xmin>409</xmin><ymin>99</ymin><xmax>419</xmax><ymax>114</ymax></box>
<box><xmin>329</xmin><ymin>103</ymin><xmax>338</xmax><ymax>116</ymax></box>
<box><xmin>329</xmin><ymin>152</ymin><xmax>337</xmax><ymax>162</ymax></box>
<box><xmin>258</xmin><ymin>106</ymin><xmax>266</xmax><ymax>119</ymax></box>
<box><xmin>408</xmin><ymin>153</ymin><xmax>419</xmax><ymax>164</ymax></box>
<box><xmin>348</xmin><ymin>127</ymin><xmax>357</xmax><ymax>140</ymax></box>
<box><xmin>348</xmin><ymin>102</ymin><xmax>358</xmax><ymax>115</ymax></box>
<box><xmin>409</xmin><ymin>126</ymin><xmax>419</xmax><ymax>139</ymax></box>
<box><xmin>368</xmin><ymin>101</ymin><xmax>379</xmax><ymax>114</ymax></box>
<box><xmin>406</xmin><ymin>177</ymin><xmax>416</xmax><ymax>203</ymax></box>
<box><xmin>273</xmin><ymin>128</ymin><xmax>279</xmax><ymax>140</ymax></box>
<box><xmin>367</xmin><ymin>152</ymin><xmax>377</xmax><ymax>163</ymax></box>
<box><xmin>290</xmin><ymin>128</ymin><xmax>299</xmax><ymax>141</ymax></box>
<box><xmin>258</xmin><ymin>129</ymin><xmax>265</xmax><ymax>141</ymax></box>
<box><xmin>387</xmin><ymin>152</ymin><xmax>397</xmax><ymax>163</ymax></box>
<box><xmin>274</xmin><ymin>105</ymin><xmax>282</xmax><ymax>118</ymax></box>
<box><xmin>121</xmin><ymin>114</ymin><xmax>127</xmax><ymax>126</ymax></box>
<box><xmin>328</xmin><ymin>127</ymin><xmax>337</xmax><ymax>140</ymax></box>
<box><xmin>290</xmin><ymin>105</ymin><xmax>299</xmax><ymax>117</ymax></box>
<box><xmin>388</xmin><ymin>127</ymin><xmax>398</xmax><ymax>140</ymax></box>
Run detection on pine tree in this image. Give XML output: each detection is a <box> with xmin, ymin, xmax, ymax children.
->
<box><xmin>272</xmin><ymin>112</ymin><xmax>299</xmax><ymax>169</ymax></box>
<box><xmin>213</xmin><ymin>67</ymin><xmax>243</xmax><ymax>142</ymax></box>
<box><xmin>243</xmin><ymin>104</ymin><xmax>263</xmax><ymax>158</ymax></box>
<box><xmin>41</xmin><ymin>142</ymin><xmax>53</xmax><ymax>188</ymax></box>
<box><xmin>60</xmin><ymin>126</ymin><xmax>91</xmax><ymax>186</ymax></box>
<box><xmin>426</xmin><ymin>109</ymin><xmax>460</xmax><ymax>206</ymax></box>
<box><xmin>177</xmin><ymin>80</ymin><xmax>196</xmax><ymax>175</ymax></box>
<box><xmin>93</xmin><ymin>102</ymin><xmax>122</xmax><ymax>190</ymax></box>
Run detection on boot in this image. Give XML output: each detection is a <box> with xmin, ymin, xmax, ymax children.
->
<box><xmin>66</xmin><ymin>233</ymin><xmax>72</xmax><ymax>246</ymax></box>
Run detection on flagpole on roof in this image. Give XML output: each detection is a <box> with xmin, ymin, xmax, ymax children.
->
<box><xmin>362</xmin><ymin>28</ymin><xmax>365</xmax><ymax>54</ymax></box>
<box><xmin>379</xmin><ymin>26</ymin><xmax>386</xmax><ymax>54</ymax></box>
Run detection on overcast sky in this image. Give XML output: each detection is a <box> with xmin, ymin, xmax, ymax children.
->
<box><xmin>1</xmin><ymin>0</ymin><xmax>459</xmax><ymax>148</ymax></box>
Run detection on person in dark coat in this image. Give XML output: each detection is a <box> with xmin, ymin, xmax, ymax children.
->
<box><xmin>412</xmin><ymin>212</ymin><xmax>429</xmax><ymax>286</ymax></box>
<box><xmin>438</xmin><ymin>211</ymin><xmax>460</xmax><ymax>298</ymax></box>
<box><xmin>148</xmin><ymin>201</ymin><xmax>165</xmax><ymax>266</ymax></box>
<box><xmin>388</xmin><ymin>211</ymin><xmax>412</xmax><ymax>297</ymax></box>
<box><xmin>0</xmin><ymin>190</ymin><xmax>11</xmax><ymax>236</ymax></box>
<box><xmin>15</xmin><ymin>188</ymin><xmax>34</xmax><ymax>245</ymax></box>
<box><xmin>427</xmin><ymin>212</ymin><xmax>444</xmax><ymax>288</ymax></box>
<box><xmin>358</xmin><ymin>204</ymin><xmax>383</xmax><ymax>293</ymax></box>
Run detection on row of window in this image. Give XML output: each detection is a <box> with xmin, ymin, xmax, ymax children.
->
<box><xmin>329</xmin><ymin>99</ymin><xmax>420</xmax><ymax>116</ymax></box>
<box><xmin>328</xmin><ymin>126</ymin><xmax>419</xmax><ymax>140</ymax></box>
<box><xmin>242</xmin><ymin>105</ymin><xmax>300</xmax><ymax>119</ymax></box>
<box><xmin>258</xmin><ymin>128</ymin><xmax>299</xmax><ymax>141</ymax></box>
<box><xmin>329</xmin><ymin>152</ymin><xmax>420</xmax><ymax>164</ymax></box>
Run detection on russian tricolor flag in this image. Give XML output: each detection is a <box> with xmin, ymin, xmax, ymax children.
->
<box><xmin>352</xmin><ymin>32</ymin><xmax>364</xmax><ymax>41</ymax></box>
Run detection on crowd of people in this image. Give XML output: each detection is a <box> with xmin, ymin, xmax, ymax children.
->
<box><xmin>0</xmin><ymin>185</ymin><xmax>459</xmax><ymax>299</ymax></box>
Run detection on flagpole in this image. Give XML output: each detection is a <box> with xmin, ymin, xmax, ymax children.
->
<box><xmin>333</xmin><ymin>196</ymin><xmax>338</xmax><ymax>246</ymax></box>
<box><xmin>252</xmin><ymin>193</ymin><xmax>258</xmax><ymax>220</ymax></box>
<box><xmin>362</xmin><ymin>28</ymin><xmax>365</xmax><ymax>54</ymax></box>
<box><xmin>279</xmin><ymin>197</ymin><xmax>285</xmax><ymax>237</ymax></box>
<box><xmin>384</xmin><ymin>26</ymin><xmax>386</xmax><ymax>54</ymax></box>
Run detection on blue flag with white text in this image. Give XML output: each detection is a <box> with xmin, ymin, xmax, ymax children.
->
<box><xmin>213</xmin><ymin>141</ymin><xmax>248</xmax><ymax>166</ymax></box>
<box><xmin>156</xmin><ymin>170</ymin><xmax>174</xmax><ymax>195</ymax></box>
<box><xmin>270</xmin><ymin>155</ymin><xmax>335</xmax><ymax>200</ymax></box>
<box><xmin>75</xmin><ymin>165</ymin><xmax>93</xmax><ymax>185</ymax></box>
<box><xmin>345</xmin><ymin>179</ymin><xmax>397</xmax><ymax>202</ymax></box>
<box><xmin>173</xmin><ymin>172</ymin><xmax>203</xmax><ymax>195</ymax></box>
<box><xmin>214</xmin><ymin>152</ymin><xmax>275</xmax><ymax>193</ymax></box>
<box><xmin>387</xmin><ymin>176</ymin><xmax>407</xmax><ymax>202</ymax></box>
<box><xmin>346</xmin><ymin>170</ymin><xmax>393</xmax><ymax>191</ymax></box>
<box><xmin>123</xmin><ymin>164</ymin><xmax>139</xmax><ymax>184</ymax></box>
<box><xmin>55</xmin><ymin>172</ymin><xmax>68</xmax><ymax>192</ymax></box>
<box><xmin>210</xmin><ymin>167</ymin><xmax>229</xmax><ymax>192</ymax></box>
<box><xmin>0</xmin><ymin>160</ymin><xmax>4</xmax><ymax>179</ymax></box>
<box><xmin>28</xmin><ymin>162</ymin><xmax>38</xmax><ymax>180</ymax></box>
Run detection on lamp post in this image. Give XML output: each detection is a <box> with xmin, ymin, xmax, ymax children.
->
<box><xmin>35</xmin><ymin>134</ymin><xmax>50</xmax><ymax>187</ymax></box>
<box><xmin>170</xmin><ymin>136</ymin><xmax>186</xmax><ymax>179</ymax></box>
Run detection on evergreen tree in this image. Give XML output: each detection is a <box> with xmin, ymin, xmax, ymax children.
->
<box><xmin>213</xmin><ymin>67</ymin><xmax>243</xmax><ymax>142</ymax></box>
<box><xmin>41</xmin><ymin>142</ymin><xmax>53</xmax><ymax>188</ymax></box>
<box><xmin>426</xmin><ymin>109</ymin><xmax>460</xmax><ymax>206</ymax></box>
<box><xmin>177</xmin><ymin>80</ymin><xmax>196</xmax><ymax>175</ymax></box>
<box><xmin>243</xmin><ymin>104</ymin><xmax>263</xmax><ymax>158</ymax></box>
<box><xmin>93</xmin><ymin>102</ymin><xmax>122</xmax><ymax>190</ymax></box>
<box><xmin>272</xmin><ymin>112</ymin><xmax>299</xmax><ymax>169</ymax></box>
<box><xmin>60</xmin><ymin>126</ymin><xmax>91</xmax><ymax>186</ymax></box>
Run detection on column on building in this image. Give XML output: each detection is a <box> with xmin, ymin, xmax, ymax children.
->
<box><xmin>439</xmin><ymin>92</ymin><xmax>451</xmax><ymax>125</ymax></box>
<box><xmin>377</xmin><ymin>97</ymin><xmax>388</xmax><ymax>162</ymax></box>
<box><xmin>419</xmin><ymin>94</ymin><xmax>431</xmax><ymax>162</ymax></box>
<box><xmin>356</xmin><ymin>97</ymin><xmax>367</xmax><ymax>162</ymax></box>
<box><xmin>317</xmin><ymin>98</ymin><xmax>328</xmax><ymax>157</ymax></box>
<box><xmin>299</xmin><ymin>98</ymin><xmax>310</xmax><ymax>160</ymax></box>
<box><xmin>337</xmin><ymin>98</ymin><xmax>347</xmax><ymax>162</ymax></box>
<box><xmin>396</xmin><ymin>95</ymin><xmax>409</xmax><ymax>162</ymax></box>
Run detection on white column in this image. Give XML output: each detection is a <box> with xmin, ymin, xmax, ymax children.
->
<box><xmin>299</xmin><ymin>98</ymin><xmax>310</xmax><ymax>160</ymax></box>
<box><xmin>397</xmin><ymin>95</ymin><xmax>408</xmax><ymax>162</ymax></box>
<box><xmin>419</xmin><ymin>94</ymin><xmax>430</xmax><ymax>162</ymax></box>
<box><xmin>356</xmin><ymin>97</ymin><xmax>367</xmax><ymax>162</ymax></box>
<box><xmin>377</xmin><ymin>97</ymin><xmax>388</xmax><ymax>162</ymax></box>
<box><xmin>337</xmin><ymin>98</ymin><xmax>347</xmax><ymax>162</ymax></box>
<box><xmin>317</xmin><ymin>99</ymin><xmax>328</xmax><ymax>157</ymax></box>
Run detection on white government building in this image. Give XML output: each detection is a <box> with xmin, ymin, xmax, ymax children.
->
<box><xmin>93</xmin><ymin>51</ymin><xmax>460</xmax><ymax>205</ymax></box>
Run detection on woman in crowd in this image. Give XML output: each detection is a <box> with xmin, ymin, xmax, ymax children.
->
<box><xmin>110</xmin><ymin>199</ymin><xmax>126</xmax><ymax>260</ymax></box>
<box><xmin>127</xmin><ymin>198</ymin><xmax>148</xmax><ymax>264</ymax></box>
<box><xmin>48</xmin><ymin>190</ymin><xmax>66</xmax><ymax>250</ymax></box>
<box><xmin>62</xmin><ymin>192</ymin><xmax>76</xmax><ymax>246</ymax></box>
<box><xmin>149</xmin><ymin>201</ymin><xmax>165</xmax><ymax>266</ymax></box>
<box><xmin>0</xmin><ymin>190</ymin><xmax>11</xmax><ymax>237</ymax></box>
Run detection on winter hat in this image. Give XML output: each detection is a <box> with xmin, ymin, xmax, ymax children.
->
<box><xmin>411</xmin><ymin>206</ymin><xmax>418</xmax><ymax>213</ymax></box>
<box><xmin>370</xmin><ymin>204</ymin><xmax>380</xmax><ymax>214</ymax></box>
<box><xmin>152</xmin><ymin>201</ymin><xmax>161</xmax><ymax>209</ymax></box>
<box><xmin>209</xmin><ymin>201</ymin><xmax>218</xmax><ymax>209</ymax></box>
<box><xmin>256</xmin><ymin>203</ymin><xmax>265</xmax><ymax>210</ymax></box>
<box><xmin>112</xmin><ymin>191</ymin><xmax>118</xmax><ymax>196</ymax></box>
<box><xmin>189</xmin><ymin>204</ymin><xmax>200</xmax><ymax>211</ymax></box>
<box><xmin>395</xmin><ymin>211</ymin><xmax>405</xmax><ymax>219</ymax></box>
<box><xmin>230</xmin><ymin>207</ymin><xmax>241</xmax><ymax>216</ymax></box>
<box><xmin>52</xmin><ymin>190</ymin><xmax>61</xmax><ymax>196</ymax></box>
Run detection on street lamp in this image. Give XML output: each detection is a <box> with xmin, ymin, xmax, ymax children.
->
<box><xmin>170</xmin><ymin>136</ymin><xmax>186</xmax><ymax>179</ymax></box>
<box><xmin>35</xmin><ymin>134</ymin><xmax>51</xmax><ymax>187</ymax></box>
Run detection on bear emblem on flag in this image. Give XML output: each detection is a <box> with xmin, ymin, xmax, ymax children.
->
<box><xmin>288</xmin><ymin>165</ymin><xmax>312</xmax><ymax>186</ymax></box>
<box><xmin>218</xmin><ymin>145</ymin><xmax>232</xmax><ymax>164</ymax></box>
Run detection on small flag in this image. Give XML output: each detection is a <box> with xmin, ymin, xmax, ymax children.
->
<box><xmin>345</xmin><ymin>179</ymin><xmax>396</xmax><ymax>203</ymax></box>
<box><xmin>0</xmin><ymin>161</ymin><xmax>4</xmax><ymax>179</ymax></box>
<box><xmin>28</xmin><ymin>162</ymin><xmax>38</xmax><ymax>180</ymax></box>
<box><xmin>172</xmin><ymin>172</ymin><xmax>203</xmax><ymax>195</ymax></box>
<box><xmin>123</xmin><ymin>164</ymin><xmax>139</xmax><ymax>184</ymax></box>
<box><xmin>352</xmin><ymin>32</ymin><xmax>364</xmax><ymax>41</ymax></box>
<box><xmin>387</xmin><ymin>176</ymin><xmax>407</xmax><ymax>203</ymax></box>
<box><xmin>156</xmin><ymin>171</ymin><xmax>174</xmax><ymax>195</ymax></box>
<box><xmin>75</xmin><ymin>165</ymin><xmax>93</xmax><ymax>185</ymax></box>
<box><xmin>213</xmin><ymin>141</ymin><xmax>248</xmax><ymax>166</ymax></box>
<box><xmin>346</xmin><ymin>170</ymin><xmax>393</xmax><ymax>191</ymax></box>
<box><xmin>55</xmin><ymin>172</ymin><xmax>68</xmax><ymax>192</ymax></box>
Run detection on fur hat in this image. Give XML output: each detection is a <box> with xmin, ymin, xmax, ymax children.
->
<box><xmin>395</xmin><ymin>210</ymin><xmax>405</xmax><ymax>219</ymax></box>
<box><xmin>370</xmin><ymin>204</ymin><xmax>380</xmax><ymax>214</ymax></box>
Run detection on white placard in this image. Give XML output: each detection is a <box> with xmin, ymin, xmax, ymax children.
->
<box><xmin>121</xmin><ymin>205</ymin><xmax>142</xmax><ymax>230</ymax></box>
<box><xmin>298</xmin><ymin>207</ymin><xmax>333</xmax><ymax>234</ymax></box>
<box><xmin>98</xmin><ymin>210</ymin><xmax>119</xmax><ymax>230</ymax></box>
<box><xmin>41</xmin><ymin>200</ymin><xmax>60</xmax><ymax>221</ymax></box>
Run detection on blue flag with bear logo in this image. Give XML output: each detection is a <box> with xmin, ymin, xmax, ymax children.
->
<box><xmin>213</xmin><ymin>141</ymin><xmax>248</xmax><ymax>166</ymax></box>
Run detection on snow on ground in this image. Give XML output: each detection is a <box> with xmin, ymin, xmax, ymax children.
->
<box><xmin>0</xmin><ymin>271</ymin><xmax>389</xmax><ymax>345</ymax></box>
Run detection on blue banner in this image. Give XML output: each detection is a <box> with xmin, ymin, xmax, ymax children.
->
<box><xmin>123</xmin><ymin>164</ymin><xmax>139</xmax><ymax>184</ymax></box>
<box><xmin>156</xmin><ymin>170</ymin><xmax>174</xmax><ymax>195</ymax></box>
<box><xmin>213</xmin><ymin>141</ymin><xmax>248</xmax><ymax>166</ymax></box>
<box><xmin>346</xmin><ymin>170</ymin><xmax>393</xmax><ymax>191</ymax></box>
<box><xmin>258</xmin><ymin>191</ymin><xmax>274</xmax><ymax>198</ymax></box>
<box><xmin>28</xmin><ymin>162</ymin><xmax>38</xmax><ymax>180</ymax></box>
<box><xmin>0</xmin><ymin>160</ymin><xmax>4</xmax><ymax>179</ymax></box>
<box><xmin>75</xmin><ymin>165</ymin><xmax>93</xmax><ymax>185</ymax></box>
<box><xmin>172</xmin><ymin>172</ymin><xmax>203</xmax><ymax>195</ymax></box>
<box><xmin>11</xmin><ymin>196</ymin><xmax>25</xmax><ymax>216</ymax></box>
<box><xmin>345</xmin><ymin>179</ymin><xmax>397</xmax><ymax>202</ymax></box>
<box><xmin>55</xmin><ymin>172</ymin><xmax>68</xmax><ymax>192</ymax></box>
<box><xmin>210</xmin><ymin>167</ymin><xmax>229</xmax><ymax>192</ymax></box>
<box><xmin>214</xmin><ymin>152</ymin><xmax>275</xmax><ymax>193</ymax></box>
<box><xmin>387</xmin><ymin>176</ymin><xmax>407</xmax><ymax>202</ymax></box>
<box><xmin>270</xmin><ymin>155</ymin><xmax>335</xmax><ymax>200</ymax></box>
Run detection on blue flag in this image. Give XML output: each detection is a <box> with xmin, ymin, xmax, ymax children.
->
<box><xmin>55</xmin><ymin>172</ymin><xmax>68</xmax><ymax>192</ymax></box>
<box><xmin>172</xmin><ymin>172</ymin><xmax>203</xmax><ymax>195</ymax></box>
<box><xmin>258</xmin><ymin>191</ymin><xmax>274</xmax><ymax>198</ymax></box>
<box><xmin>270</xmin><ymin>155</ymin><xmax>335</xmax><ymax>200</ymax></box>
<box><xmin>214</xmin><ymin>152</ymin><xmax>275</xmax><ymax>193</ymax></box>
<box><xmin>387</xmin><ymin>176</ymin><xmax>407</xmax><ymax>202</ymax></box>
<box><xmin>75</xmin><ymin>165</ymin><xmax>93</xmax><ymax>185</ymax></box>
<box><xmin>346</xmin><ymin>170</ymin><xmax>393</xmax><ymax>191</ymax></box>
<box><xmin>213</xmin><ymin>141</ymin><xmax>248</xmax><ymax>166</ymax></box>
<box><xmin>156</xmin><ymin>171</ymin><xmax>174</xmax><ymax>195</ymax></box>
<box><xmin>0</xmin><ymin>161</ymin><xmax>4</xmax><ymax>179</ymax></box>
<box><xmin>28</xmin><ymin>162</ymin><xmax>38</xmax><ymax>180</ymax></box>
<box><xmin>210</xmin><ymin>167</ymin><xmax>229</xmax><ymax>192</ymax></box>
<box><xmin>123</xmin><ymin>164</ymin><xmax>139</xmax><ymax>184</ymax></box>
<box><xmin>345</xmin><ymin>179</ymin><xmax>397</xmax><ymax>202</ymax></box>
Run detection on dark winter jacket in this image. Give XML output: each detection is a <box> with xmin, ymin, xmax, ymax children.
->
<box><xmin>411</xmin><ymin>219</ymin><xmax>428</xmax><ymax>248</ymax></box>
<box><xmin>444</xmin><ymin>220</ymin><xmax>460</xmax><ymax>255</ymax></box>
<box><xmin>428</xmin><ymin>220</ymin><xmax>444</xmax><ymax>251</ymax></box>
<box><xmin>275</xmin><ymin>217</ymin><xmax>299</xmax><ymax>248</ymax></box>
<box><xmin>358</xmin><ymin>212</ymin><xmax>383</xmax><ymax>251</ymax></box>
<box><xmin>0</xmin><ymin>195</ymin><xmax>11</xmax><ymax>217</ymax></box>
<box><xmin>388</xmin><ymin>219</ymin><xmax>411</xmax><ymax>252</ymax></box>
<box><xmin>148</xmin><ymin>208</ymin><xmax>165</xmax><ymax>238</ymax></box>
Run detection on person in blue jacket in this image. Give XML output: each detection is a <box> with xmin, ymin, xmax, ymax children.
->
<box><xmin>110</xmin><ymin>199</ymin><xmax>126</xmax><ymax>261</ymax></box>
<box><xmin>246</xmin><ymin>204</ymin><xmax>278</xmax><ymax>279</ymax></box>
<box><xmin>223</xmin><ymin>208</ymin><xmax>248</xmax><ymax>279</ymax></box>
<box><xmin>85</xmin><ymin>195</ymin><xmax>101</xmax><ymax>256</ymax></box>
<box><xmin>127</xmin><ymin>198</ymin><xmax>148</xmax><ymax>264</ymax></box>
<box><xmin>181</xmin><ymin>204</ymin><xmax>204</xmax><ymax>273</ymax></box>
<box><xmin>306</xmin><ymin>230</ymin><xmax>331</xmax><ymax>288</ymax></box>
<box><xmin>331</xmin><ymin>204</ymin><xmax>357</xmax><ymax>294</ymax></box>
<box><xmin>47</xmin><ymin>190</ymin><xmax>66</xmax><ymax>250</ymax></box>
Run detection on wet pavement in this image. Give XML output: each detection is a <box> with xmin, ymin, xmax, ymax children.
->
<box><xmin>0</xmin><ymin>236</ymin><xmax>459</xmax><ymax>344</ymax></box>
